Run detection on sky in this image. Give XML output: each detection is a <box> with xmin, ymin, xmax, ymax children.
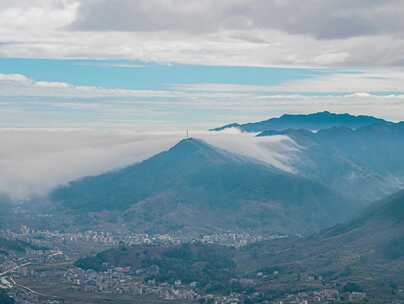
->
<box><xmin>0</xmin><ymin>0</ymin><xmax>404</xmax><ymax>129</ymax></box>
<box><xmin>1</xmin><ymin>1</ymin><xmax>404</xmax><ymax>199</ymax></box>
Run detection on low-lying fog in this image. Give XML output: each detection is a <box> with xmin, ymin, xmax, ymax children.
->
<box><xmin>0</xmin><ymin>128</ymin><xmax>300</xmax><ymax>200</ymax></box>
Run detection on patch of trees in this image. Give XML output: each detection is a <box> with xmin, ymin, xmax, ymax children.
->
<box><xmin>342</xmin><ymin>282</ymin><xmax>363</xmax><ymax>293</ymax></box>
<box><xmin>0</xmin><ymin>290</ymin><xmax>15</xmax><ymax>304</ymax></box>
<box><xmin>75</xmin><ymin>243</ymin><xmax>237</xmax><ymax>289</ymax></box>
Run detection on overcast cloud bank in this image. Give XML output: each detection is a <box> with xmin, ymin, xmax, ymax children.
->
<box><xmin>1</xmin><ymin>1</ymin><xmax>404</xmax><ymax>67</ymax></box>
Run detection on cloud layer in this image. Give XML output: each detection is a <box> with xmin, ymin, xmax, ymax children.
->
<box><xmin>1</xmin><ymin>1</ymin><xmax>404</xmax><ymax>66</ymax></box>
<box><xmin>71</xmin><ymin>0</ymin><xmax>404</xmax><ymax>40</ymax></box>
<box><xmin>1</xmin><ymin>70</ymin><xmax>404</xmax><ymax>128</ymax></box>
<box><xmin>0</xmin><ymin>129</ymin><xmax>298</xmax><ymax>199</ymax></box>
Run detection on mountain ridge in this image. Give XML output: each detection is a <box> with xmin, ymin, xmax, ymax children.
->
<box><xmin>257</xmin><ymin>123</ymin><xmax>404</xmax><ymax>202</ymax></box>
<box><xmin>211</xmin><ymin>111</ymin><xmax>392</xmax><ymax>133</ymax></box>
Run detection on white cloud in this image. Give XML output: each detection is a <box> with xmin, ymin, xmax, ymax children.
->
<box><xmin>0</xmin><ymin>129</ymin><xmax>298</xmax><ymax>199</ymax></box>
<box><xmin>0</xmin><ymin>73</ymin><xmax>187</xmax><ymax>98</ymax></box>
<box><xmin>266</xmin><ymin>70</ymin><xmax>404</xmax><ymax>93</ymax></box>
<box><xmin>175</xmin><ymin>69</ymin><xmax>404</xmax><ymax>93</ymax></box>
<box><xmin>198</xmin><ymin>132</ymin><xmax>299</xmax><ymax>173</ymax></box>
<box><xmin>313</xmin><ymin>52</ymin><xmax>351</xmax><ymax>65</ymax></box>
<box><xmin>35</xmin><ymin>81</ymin><xmax>70</xmax><ymax>89</ymax></box>
<box><xmin>70</xmin><ymin>0</ymin><xmax>404</xmax><ymax>40</ymax></box>
<box><xmin>345</xmin><ymin>92</ymin><xmax>373</xmax><ymax>98</ymax></box>
<box><xmin>0</xmin><ymin>74</ymin><xmax>30</xmax><ymax>82</ymax></box>
<box><xmin>1</xmin><ymin>1</ymin><xmax>404</xmax><ymax>67</ymax></box>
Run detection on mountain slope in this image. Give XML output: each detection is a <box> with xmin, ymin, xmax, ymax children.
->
<box><xmin>258</xmin><ymin>123</ymin><xmax>404</xmax><ymax>202</ymax></box>
<box><xmin>51</xmin><ymin>138</ymin><xmax>352</xmax><ymax>234</ymax></box>
<box><xmin>211</xmin><ymin>111</ymin><xmax>390</xmax><ymax>133</ymax></box>
<box><xmin>239</xmin><ymin>190</ymin><xmax>404</xmax><ymax>300</ymax></box>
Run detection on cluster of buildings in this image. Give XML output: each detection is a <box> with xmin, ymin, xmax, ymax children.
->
<box><xmin>63</xmin><ymin>267</ymin><xmax>264</xmax><ymax>304</ymax></box>
<box><xmin>274</xmin><ymin>288</ymin><xmax>367</xmax><ymax>304</ymax></box>
<box><xmin>12</xmin><ymin>225</ymin><xmax>285</xmax><ymax>247</ymax></box>
<box><xmin>1</xmin><ymin>226</ymin><xmax>283</xmax><ymax>261</ymax></box>
<box><xmin>199</xmin><ymin>232</ymin><xmax>287</xmax><ymax>247</ymax></box>
<box><xmin>199</xmin><ymin>292</ymin><xmax>248</xmax><ymax>304</ymax></box>
<box><xmin>64</xmin><ymin>267</ymin><xmax>199</xmax><ymax>301</ymax></box>
<box><xmin>3</xmin><ymin>226</ymin><xmax>370</xmax><ymax>304</ymax></box>
<box><xmin>0</xmin><ymin>226</ymin><xmax>285</xmax><ymax>304</ymax></box>
<box><xmin>1</xmin><ymin>226</ymin><xmax>183</xmax><ymax>249</ymax></box>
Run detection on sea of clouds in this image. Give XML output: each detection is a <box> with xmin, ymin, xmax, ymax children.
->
<box><xmin>0</xmin><ymin>128</ymin><xmax>300</xmax><ymax>200</ymax></box>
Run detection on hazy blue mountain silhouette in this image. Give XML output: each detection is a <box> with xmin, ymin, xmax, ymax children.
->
<box><xmin>258</xmin><ymin>123</ymin><xmax>404</xmax><ymax>202</ymax></box>
<box><xmin>211</xmin><ymin>111</ymin><xmax>390</xmax><ymax>133</ymax></box>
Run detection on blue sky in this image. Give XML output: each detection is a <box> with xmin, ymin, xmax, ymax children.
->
<box><xmin>0</xmin><ymin>58</ymin><xmax>332</xmax><ymax>90</ymax></box>
<box><xmin>1</xmin><ymin>1</ymin><xmax>404</xmax><ymax>128</ymax></box>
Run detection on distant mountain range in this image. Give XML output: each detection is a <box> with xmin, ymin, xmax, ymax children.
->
<box><xmin>258</xmin><ymin>123</ymin><xmax>404</xmax><ymax>202</ymax></box>
<box><xmin>51</xmin><ymin>138</ymin><xmax>353</xmax><ymax>235</ymax></box>
<box><xmin>211</xmin><ymin>111</ymin><xmax>391</xmax><ymax>133</ymax></box>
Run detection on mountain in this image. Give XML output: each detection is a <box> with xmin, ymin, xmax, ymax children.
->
<box><xmin>258</xmin><ymin>123</ymin><xmax>404</xmax><ymax>202</ymax></box>
<box><xmin>238</xmin><ymin>189</ymin><xmax>404</xmax><ymax>301</ymax></box>
<box><xmin>211</xmin><ymin>111</ymin><xmax>390</xmax><ymax>133</ymax></box>
<box><xmin>51</xmin><ymin>138</ymin><xmax>353</xmax><ymax>235</ymax></box>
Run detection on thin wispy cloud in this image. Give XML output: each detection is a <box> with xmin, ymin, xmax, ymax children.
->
<box><xmin>1</xmin><ymin>68</ymin><xmax>404</xmax><ymax>128</ymax></box>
